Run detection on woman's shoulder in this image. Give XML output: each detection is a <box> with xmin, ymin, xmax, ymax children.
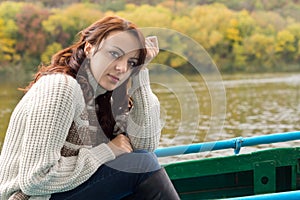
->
<box><xmin>38</xmin><ymin>73</ymin><xmax>78</xmax><ymax>85</ymax></box>
<box><xmin>26</xmin><ymin>73</ymin><xmax>83</xmax><ymax>103</ymax></box>
<box><xmin>33</xmin><ymin>73</ymin><xmax>81</xmax><ymax>92</ymax></box>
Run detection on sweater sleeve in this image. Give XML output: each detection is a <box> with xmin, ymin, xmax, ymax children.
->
<box><xmin>19</xmin><ymin>74</ymin><xmax>115</xmax><ymax>196</ymax></box>
<box><xmin>127</xmin><ymin>69</ymin><xmax>161</xmax><ymax>152</ymax></box>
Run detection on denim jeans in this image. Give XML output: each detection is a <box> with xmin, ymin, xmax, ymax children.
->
<box><xmin>50</xmin><ymin>150</ymin><xmax>161</xmax><ymax>200</ymax></box>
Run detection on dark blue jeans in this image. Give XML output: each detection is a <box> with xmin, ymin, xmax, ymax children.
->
<box><xmin>50</xmin><ymin>150</ymin><xmax>161</xmax><ymax>200</ymax></box>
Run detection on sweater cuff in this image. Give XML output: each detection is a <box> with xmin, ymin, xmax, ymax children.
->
<box><xmin>89</xmin><ymin>143</ymin><xmax>116</xmax><ymax>164</ymax></box>
<box><xmin>129</xmin><ymin>69</ymin><xmax>151</xmax><ymax>95</ymax></box>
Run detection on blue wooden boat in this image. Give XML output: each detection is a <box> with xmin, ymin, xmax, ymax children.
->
<box><xmin>154</xmin><ymin>131</ymin><xmax>300</xmax><ymax>199</ymax></box>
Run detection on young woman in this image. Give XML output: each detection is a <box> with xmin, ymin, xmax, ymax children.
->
<box><xmin>0</xmin><ymin>16</ymin><xmax>179</xmax><ymax>200</ymax></box>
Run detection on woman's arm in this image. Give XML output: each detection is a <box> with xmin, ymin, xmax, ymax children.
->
<box><xmin>19</xmin><ymin>74</ymin><xmax>115</xmax><ymax>196</ymax></box>
<box><xmin>127</xmin><ymin>69</ymin><xmax>161</xmax><ymax>152</ymax></box>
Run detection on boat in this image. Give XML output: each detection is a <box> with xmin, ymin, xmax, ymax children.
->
<box><xmin>154</xmin><ymin>131</ymin><xmax>300</xmax><ymax>199</ymax></box>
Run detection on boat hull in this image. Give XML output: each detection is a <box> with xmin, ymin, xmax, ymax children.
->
<box><xmin>164</xmin><ymin>147</ymin><xmax>300</xmax><ymax>199</ymax></box>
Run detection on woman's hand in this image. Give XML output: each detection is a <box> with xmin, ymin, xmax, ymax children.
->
<box><xmin>107</xmin><ymin>134</ymin><xmax>133</xmax><ymax>157</ymax></box>
<box><xmin>144</xmin><ymin>36</ymin><xmax>159</xmax><ymax>67</ymax></box>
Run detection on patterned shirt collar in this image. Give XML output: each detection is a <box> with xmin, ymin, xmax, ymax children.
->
<box><xmin>86</xmin><ymin>66</ymin><xmax>107</xmax><ymax>97</ymax></box>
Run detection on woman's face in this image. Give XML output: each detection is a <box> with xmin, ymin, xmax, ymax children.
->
<box><xmin>87</xmin><ymin>31</ymin><xmax>141</xmax><ymax>91</ymax></box>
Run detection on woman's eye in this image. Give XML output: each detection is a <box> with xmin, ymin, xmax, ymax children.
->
<box><xmin>109</xmin><ymin>51</ymin><xmax>121</xmax><ymax>58</ymax></box>
<box><xmin>128</xmin><ymin>60</ymin><xmax>138</xmax><ymax>67</ymax></box>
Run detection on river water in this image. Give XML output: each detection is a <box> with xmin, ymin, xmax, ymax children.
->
<box><xmin>1</xmin><ymin>73</ymin><xmax>300</xmax><ymax>164</ymax></box>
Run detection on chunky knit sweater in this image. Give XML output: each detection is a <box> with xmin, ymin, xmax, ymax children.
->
<box><xmin>0</xmin><ymin>69</ymin><xmax>161</xmax><ymax>200</ymax></box>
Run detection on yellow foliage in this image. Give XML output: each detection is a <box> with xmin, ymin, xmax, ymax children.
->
<box><xmin>116</xmin><ymin>4</ymin><xmax>172</xmax><ymax>28</ymax></box>
<box><xmin>124</xmin><ymin>3</ymin><xmax>136</xmax><ymax>10</ymax></box>
<box><xmin>209</xmin><ymin>31</ymin><xmax>223</xmax><ymax>47</ymax></box>
<box><xmin>230</xmin><ymin>18</ymin><xmax>238</xmax><ymax>27</ymax></box>
<box><xmin>297</xmin><ymin>41</ymin><xmax>300</xmax><ymax>58</ymax></box>
<box><xmin>41</xmin><ymin>43</ymin><xmax>63</xmax><ymax>64</ymax></box>
<box><xmin>236</xmin><ymin>10</ymin><xmax>255</xmax><ymax>37</ymax></box>
<box><xmin>190</xmin><ymin>3</ymin><xmax>233</xmax><ymax>32</ymax></box>
<box><xmin>0</xmin><ymin>19</ymin><xmax>4</xmax><ymax>37</ymax></box>
<box><xmin>154</xmin><ymin>51</ymin><xmax>169</xmax><ymax>66</ymax></box>
<box><xmin>0</xmin><ymin>16</ymin><xmax>18</xmax><ymax>62</ymax></box>
<box><xmin>275</xmin><ymin>30</ymin><xmax>296</xmax><ymax>53</ymax></box>
<box><xmin>287</xmin><ymin>23</ymin><xmax>300</xmax><ymax>39</ymax></box>
<box><xmin>0</xmin><ymin>1</ymin><xmax>300</xmax><ymax>72</ymax></box>
<box><xmin>244</xmin><ymin>33</ymin><xmax>275</xmax><ymax>59</ymax></box>
<box><xmin>43</xmin><ymin>3</ymin><xmax>103</xmax><ymax>34</ymax></box>
<box><xmin>0</xmin><ymin>1</ymin><xmax>24</xmax><ymax>19</ymax></box>
<box><xmin>172</xmin><ymin>16</ymin><xmax>193</xmax><ymax>34</ymax></box>
<box><xmin>226</xmin><ymin>19</ymin><xmax>242</xmax><ymax>42</ymax></box>
<box><xmin>188</xmin><ymin>3</ymin><xmax>236</xmax><ymax>48</ymax></box>
<box><xmin>170</xmin><ymin>56</ymin><xmax>186</xmax><ymax>68</ymax></box>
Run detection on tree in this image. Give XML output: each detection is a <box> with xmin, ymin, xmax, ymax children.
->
<box><xmin>244</xmin><ymin>33</ymin><xmax>276</xmax><ymax>72</ymax></box>
<box><xmin>0</xmin><ymin>19</ymin><xmax>17</xmax><ymax>64</ymax></box>
<box><xmin>287</xmin><ymin>23</ymin><xmax>300</xmax><ymax>61</ymax></box>
<box><xmin>0</xmin><ymin>2</ymin><xmax>23</xmax><ymax>65</ymax></box>
<box><xmin>236</xmin><ymin>10</ymin><xmax>255</xmax><ymax>38</ymax></box>
<box><xmin>41</xmin><ymin>42</ymin><xmax>63</xmax><ymax>64</ymax></box>
<box><xmin>42</xmin><ymin>3</ymin><xmax>103</xmax><ymax>48</ymax></box>
<box><xmin>251</xmin><ymin>11</ymin><xmax>286</xmax><ymax>33</ymax></box>
<box><xmin>275</xmin><ymin>30</ymin><xmax>296</xmax><ymax>62</ymax></box>
<box><xmin>116</xmin><ymin>4</ymin><xmax>173</xmax><ymax>27</ymax></box>
<box><xmin>15</xmin><ymin>4</ymin><xmax>50</xmax><ymax>66</ymax></box>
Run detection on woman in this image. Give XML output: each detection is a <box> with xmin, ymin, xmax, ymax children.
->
<box><xmin>0</xmin><ymin>16</ymin><xmax>179</xmax><ymax>200</ymax></box>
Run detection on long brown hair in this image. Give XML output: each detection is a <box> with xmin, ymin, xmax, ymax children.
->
<box><xmin>23</xmin><ymin>16</ymin><xmax>147</xmax><ymax>91</ymax></box>
<box><xmin>23</xmin><ymin>16</ymin><xmax>147</xmax><ymax>138</ymax></box>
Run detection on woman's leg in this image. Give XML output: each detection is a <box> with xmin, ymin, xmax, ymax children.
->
<box><xmin>121</xmin><ymin>168</ymin><xmax>180</xmax><ymax>200</ymax></box>
<box><xmin>50</xmin><ymin>150</ymin><xmax>160</xmax><ymax>200</ymax></box>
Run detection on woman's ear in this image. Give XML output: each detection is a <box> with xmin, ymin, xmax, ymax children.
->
<box><xmin>84</xmin><ymin>42</ymin><xmax>93</xmax><ymax>57</ymax></box>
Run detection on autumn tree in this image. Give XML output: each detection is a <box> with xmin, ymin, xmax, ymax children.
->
<box><xmin>41</xmin><ymin>3</ymin><xmax>103</xmax><ymax>63</ymax></box>
<box><xmin>15</xmin><ymin>4</ymin><xmax>50</xmax><ymax>66</ymax></box>
<box><xmin>42</xmin><ymin>3</ymin><xmax>103</xmax><ymax>48</ymax></box>
<box><xmin>244</xmin><ymin>34</ymin><xmax>276</xmax><ymax>72</ymax></box>
<box><xmin>286</xmin><ymin>23</ymin><xmax>300</xmax><ymax>62</ymax></box>
<box><xmin>1</xmin><ymin>1</ymin><xmax>300</xmax><ymax>73</ymax></box>
<box><xmin>0</xmin><ymin>2</ymin><xmax>23</xmax><ymax>65</ymax></box>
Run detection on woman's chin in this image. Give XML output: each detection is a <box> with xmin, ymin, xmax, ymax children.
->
<box><xmin>99</xmin><ymin>83</ymin><xmax>117</xmax><ymax>91</ymax></box>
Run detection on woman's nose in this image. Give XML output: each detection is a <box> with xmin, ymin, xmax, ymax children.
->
<box><xmin>115</xmin><ymin>58</ymin><xmax>128</xmax><ymax>73</ymax></box>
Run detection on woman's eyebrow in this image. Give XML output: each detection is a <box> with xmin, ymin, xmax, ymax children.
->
<box><xmin>113</xmin><ymin>46</ymin><xmax>125</xmax><ymax>55</ymax></box>
<box><xmin>130</xmin><ymin>57</ymin><xmax>139</xmax><ymax>62</ymax></box>
<box><xmin>112</xmin><ymin>46</ymin><xmax>139</xmax><ymax>60</ymax></box>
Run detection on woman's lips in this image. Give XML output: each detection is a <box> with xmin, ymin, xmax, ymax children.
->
<box><xmin>108</xmin><ymin>74</ymin><xmax>119</xmax><ymax>83</ymax></box>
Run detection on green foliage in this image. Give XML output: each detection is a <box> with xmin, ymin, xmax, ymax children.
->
<box><xmin>116</xmin><ymin>4</ymin><xmax>173</xmax><ymax>27</ymax></box>
<box><xmin>275</xmin><ymin>30</ymin><xmax>296</xmax><ymax>63</ymax></box>
<box><xmin>0</xmin><ymin>2</ymin><xmax>23</xmax><ymax>65</ymax></box>
<box><xmin>42</xmin><ymin>4</ymin><xmax>103</xmax><ymax>47</ymax></box>
<box><xmin>244</xmin><ymin>34</ymin><xmax>276</xmax><ymax>72</ymax></box>
<box><xmin>41</xmin><ymin>42</ymin><xmax>62</xmax><ymax>64</ymax></box>
<box><xmin>1</xmin><ymin>0</ymin><xmax>300</xmax><ymax>73</ymax></box>
<box><xmin>0</xmin><ymin>19</ymin><xmax>17</xmax><ymax>64</ymax></box>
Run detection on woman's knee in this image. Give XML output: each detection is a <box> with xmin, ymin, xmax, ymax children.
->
<box><xmin>105</xmin><ymin>150</ymin><xmax>161</xmax><ymax>173</ymax></box>
<box><xmin>134</xmin><ymin>150</ymin><xmax>160</xmax><ymax>169</ymax></box>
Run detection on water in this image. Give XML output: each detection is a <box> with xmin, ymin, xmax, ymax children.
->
<box><xmin>0</xmin><ymin>79</ymin><xmax>24</xmax><ymax>150</ymax></box>
<box><xmin>1</xmin><ymin>73</ymin><xmax>300</xmax><ymax>163</ymax></box>
<box><xmin>156</xmin><ymin>73</ymin><xmax>300</xmax><ymax>163</ymax></box>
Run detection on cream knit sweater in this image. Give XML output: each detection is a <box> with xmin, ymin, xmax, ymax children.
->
<box><xmin>0</xmin><ymin>69</ymin><xmax>161</xmax><ymax>200</ymax></box>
